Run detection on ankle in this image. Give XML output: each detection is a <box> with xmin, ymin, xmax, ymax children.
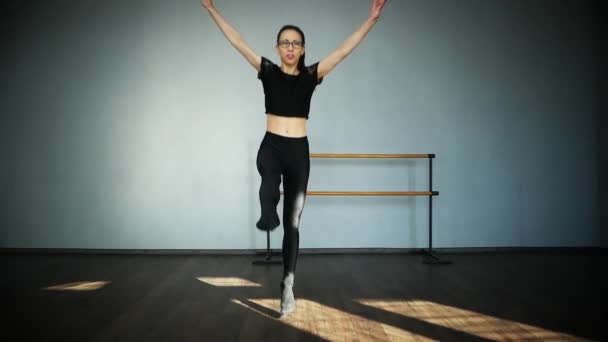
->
<box><xmin>282</xmin><ymin>272</ymin><xmax>295</xmax><ymax>288</ymax></box>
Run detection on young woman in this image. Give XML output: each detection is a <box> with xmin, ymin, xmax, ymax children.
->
<box><xmin>201</xmin><ymin>0</ymin><xmax>387</xmax><ymax>317</ymax></box>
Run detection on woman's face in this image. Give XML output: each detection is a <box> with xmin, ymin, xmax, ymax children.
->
<box><xmin>276</xmin><ymin>29</ymin><xmax>305</xmax><ymax>68</ymax></box>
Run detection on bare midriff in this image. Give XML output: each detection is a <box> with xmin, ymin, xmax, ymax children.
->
<box><xmin>266</xmin><ymin>113</ymin><xmax>307</xmax><ymax>137</ymax></box>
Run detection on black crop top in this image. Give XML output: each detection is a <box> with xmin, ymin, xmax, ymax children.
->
<box><xmin>257</xmin><ymin>56</ymin><xmax>323</xmax><ymax>119</ymax></box>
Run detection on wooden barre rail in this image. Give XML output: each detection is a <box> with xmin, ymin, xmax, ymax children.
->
<box><xmin>282</xmin><ymin>153</ymin><xmax>439</xmax><ymax>196</ymax></box>
<box><xmin>282</xmin><ymin>191</ymin><xmax>439</xmax><ymax>196</ymax></box>
<box><xmin>310</xmin><ymin>153</ymin><xmax>435</xmax><ymax>159</ymax></box>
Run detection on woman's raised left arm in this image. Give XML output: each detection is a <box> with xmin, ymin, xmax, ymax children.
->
<box><xmin>317</xmin><ymin>0</ymin><xmax>388</xmax><ymax>79</ymax></box>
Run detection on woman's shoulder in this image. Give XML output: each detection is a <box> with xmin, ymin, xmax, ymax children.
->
<box><xmin>261</xmin><ymin>56</ymin><xmax>277</xmax><ymax>68</ymax></box>
<box><xmin>304</xmin><ymin>61</ymin><xmax>322</xmax><ymax>78</ymax></box>
<box><xmin>258</xmin><ymin>56</ymin><xmax>279</xmax><ymax>81</ymax></box>
<box><xmin>304</xmin><ymin>61</ymin><xmax>323</xmax><ymax>85</ymax></box>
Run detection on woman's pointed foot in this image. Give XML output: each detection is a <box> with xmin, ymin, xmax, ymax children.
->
<box><xmin>280</xmin><ymin>273</ymin><xmax>295</xmax><ymax>316</ymax></box>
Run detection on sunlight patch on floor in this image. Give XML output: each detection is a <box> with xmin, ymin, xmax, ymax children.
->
<box><xmin>196</xmin><ymin>277</ymin><xmax>262</xmax><ymax>287</ymax></box>
<box><xmin>232</xmin><ymin>298</ymin><xmax>435</xmax><ymax>341</ymax></box>
<box><xmin>356</xmin><ymin>299</ymin><xmax>588</xmax><ymax>341</ymax></box>
<box><xmin>43</xmin><ymin>281</ymin><xmax>110</xmax><ymax>291</ymax></box>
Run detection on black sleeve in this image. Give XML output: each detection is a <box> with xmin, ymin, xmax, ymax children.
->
<box><xmin>305</xmin><ymin>62</ymin><xmax>323</xmax><ymax>86</ymax></box>
<box><xmin>258</xmin><ymin>56</ymin><xmax>274</xmax><ymax>81</ymax></box>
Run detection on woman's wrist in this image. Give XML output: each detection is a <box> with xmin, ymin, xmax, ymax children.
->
<box><xmin>364</xmin><ymin>16</ymin><xmax>379</xmax><ymax>30</ymax></box>
<box><xmin>366</xmin><ymin>15</ymin><xmax>379</xmax><ymax>24</ymax></box>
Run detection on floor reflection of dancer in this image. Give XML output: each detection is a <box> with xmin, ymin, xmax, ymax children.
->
<box><xmin>201</xmin><ymin>0</ymin><xmax>387</xmax><ymax>317</ymax></box>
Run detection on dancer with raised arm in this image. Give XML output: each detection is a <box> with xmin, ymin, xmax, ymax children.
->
<box><xmin>201</xmin><ymin>0</ymin><xmax>387</xmax><ymax>317</ymax></box>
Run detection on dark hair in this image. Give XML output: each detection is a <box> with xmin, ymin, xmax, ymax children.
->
<box><xmin>276</xmin><ymin>24</ymin><xmax>306</xmax><ymax>72</ymax></box>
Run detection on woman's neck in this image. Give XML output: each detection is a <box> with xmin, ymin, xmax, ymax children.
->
<box><xmin>280</xmin><ymin>64</ymin><xmax>299</xmax><ymax>76</ymax></box>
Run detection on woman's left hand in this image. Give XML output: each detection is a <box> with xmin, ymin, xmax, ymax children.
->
<box><xmin>369</xmin><ymin>0</ymin><xmax>387</xmax><ymax>21</ymax></box>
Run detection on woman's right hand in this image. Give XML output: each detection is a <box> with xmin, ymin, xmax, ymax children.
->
<box><xmin>369</xmin><ymin>0</ymin><xmax>387</xmax><ymax>21</ymax></box>
<box><xmin>201</xmin><ymin>0</ymin><xmax>213</xmax><ymax>9</ymax></box>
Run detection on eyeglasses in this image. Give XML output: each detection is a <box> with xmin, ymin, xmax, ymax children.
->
<box><xmin>278</xmin><ymin>40</ymin><xmax>303</xmax><ymax>49</ymax></box>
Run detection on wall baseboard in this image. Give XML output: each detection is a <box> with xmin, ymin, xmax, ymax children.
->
<box><xmin>0</xmin><ymin>246</ymin><xmax>605</xmax><ymax>256</ymax></box>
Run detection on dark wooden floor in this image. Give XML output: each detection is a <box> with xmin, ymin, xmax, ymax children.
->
<box><xmin>3</xmin><ymin>251</ymin><xmax>606</xmax><ymax>341</ymax></box>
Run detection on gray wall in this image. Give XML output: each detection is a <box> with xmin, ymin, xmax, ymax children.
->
<box><xmin>0</xmin><ymin>0</ymin><xmax>602</xmax><ymax>249</ymax></box>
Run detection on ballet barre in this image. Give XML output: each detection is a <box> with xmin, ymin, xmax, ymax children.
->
<box><xmin>252</xmin><ymin>153</ymin><xmax>450</xmax><ymax>265</ymax></box>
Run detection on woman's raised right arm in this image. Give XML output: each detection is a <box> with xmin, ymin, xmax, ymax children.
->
<box><xmin>201</xmin><ymin>0</ymin><xmax>261</xmax><ymax>72</ymax></box>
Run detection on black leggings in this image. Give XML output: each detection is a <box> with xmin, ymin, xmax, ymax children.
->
<box><xmin>256</xmin><ymin>131</ymin><xmax>310</xmax><ymax>276</ymax></box>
